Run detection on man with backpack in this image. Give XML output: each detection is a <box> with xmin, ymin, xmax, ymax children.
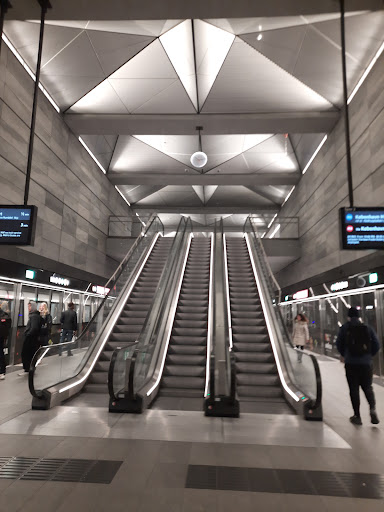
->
<box><xmin>336</xmin><ymin>307</ymin><xmax>380</xmax><ymax>425</ymax></box>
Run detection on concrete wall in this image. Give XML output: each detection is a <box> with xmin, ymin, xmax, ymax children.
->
<box><xmin>276</xmin><ymin>50</ymin><xmax>384</xmax><ymax>289</ymax></box>
<box><xmin>0</xmin><ymin>42</ymin><xmax>132</xmax><ymax>280</ymax></box>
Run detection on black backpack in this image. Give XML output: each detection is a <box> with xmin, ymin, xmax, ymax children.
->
<box><xmin>346</xmin><ymin>324</ymin><xmax>372</xmax><ymax>357</ymax></box>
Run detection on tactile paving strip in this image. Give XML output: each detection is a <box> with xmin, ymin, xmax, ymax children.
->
<box><xmin>0</xmin><ymin>457</ymin><xmax>122</xmax><ymax>484</ymax></box>
<box><xmin>185</xmin><ymin>465</ymin><xmax>384</xmax><ymax>499</ymax></box>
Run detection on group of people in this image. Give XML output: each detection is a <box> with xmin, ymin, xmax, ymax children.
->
<box><xmin>293</xmin><ymin>307</ymin><xmax>380</xmax><ymax>425</ymax></box>
<box><xmin>0</xmin><ymin>301</ymin><xmax>78</xmax><ymax>380</ymax></box>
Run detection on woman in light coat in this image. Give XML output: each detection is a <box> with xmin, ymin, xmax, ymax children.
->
<box><xmin>292</xmin><ymin>313</ymin><xmax>309</xmax><ymax>362</ymax></box>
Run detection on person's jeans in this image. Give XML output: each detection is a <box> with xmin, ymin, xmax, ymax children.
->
<box><xmin>0</xmin><ymin>336</ymin><xmax>6</xmax><ymax>374</ymax></box>
<box><xmin>345</xmin><ymin>363</ymin><xmax>376</xmax><ymax>416</ymax></box>
<box><xmin>60</xmin><ymin>329</ymin><xmax>73</xmax><ymax>355</ymax></box>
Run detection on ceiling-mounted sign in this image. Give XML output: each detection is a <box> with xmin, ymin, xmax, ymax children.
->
<box><xmin>330</xmin><ymin>281</ymin><xmax>349</xmax><ymax>292</ymax></box>
<box><xmin>50</xmin><ymin>275</ymin><xmax>70</xmax><ymax>287</ymax></box>
<box><xmin>292</xmin><ymin>289</ymin><xmax>308</xmax><ymax>300</ymax></box>
<box><xmin>340</xmin><ymin>207</ymin><xmax>384</xmax><ymax>250</ymax></box>
<box><xmin>0</xmin><ymin>205</ymin><xmax>37</xmax><ymax>245</ymax></box>
<box><xmin>92</xmin><ymin>285</ymin><xmax>110</xmax><ymax>295</ymax></box>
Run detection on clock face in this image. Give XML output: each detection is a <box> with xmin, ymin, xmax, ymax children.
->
<box><xmin>190</xmin><ymin>151</ymin><xmax>208</xmax><ymax>168</ymax></box>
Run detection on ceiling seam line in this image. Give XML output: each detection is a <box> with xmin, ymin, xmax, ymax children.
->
<box><xmin>41</xmin><ymin>29</ymin><xmax>85</xmax><ymax>70</ymax></box>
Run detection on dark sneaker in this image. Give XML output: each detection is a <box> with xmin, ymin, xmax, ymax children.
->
<box><xmin>370</xmin><ymin>410</ymin><xmax>380</xmax><ymax>425</ymax></box>
<box><xmin>350</xmin><ymin>415</ymin><xmax>362</xmax><ymax>425</ymax></box>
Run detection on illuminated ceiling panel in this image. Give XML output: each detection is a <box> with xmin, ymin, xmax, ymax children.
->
<box><xmin>160</xmin><ymin>19</ymin><xmax>198</xmax><ymax>110</ymax></box>
<box><xmin>193</xmin><ymin>19</ymin><xmax>235</xmax><ymax>110</ymax></box>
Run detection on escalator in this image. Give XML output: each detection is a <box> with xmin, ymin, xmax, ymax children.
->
<box><xmin>225</xmin><ymin>237</ymin><xmax>287</xmax><ymax>412</ymax></box>
<box><xmin>83</xmin><ymin>237</ymin><xmax>173</xmax><ymax>398</ymax></box>
<box><xmin>154</xmin><ymin>237</ymin><xmax>211</xmax><ymax>409</ymax></box>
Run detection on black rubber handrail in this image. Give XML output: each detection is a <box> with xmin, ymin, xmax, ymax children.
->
<box><xmin>29</xmin><ymin>215</ymin><xmax>162</xmax><ymax>399</ymax></box>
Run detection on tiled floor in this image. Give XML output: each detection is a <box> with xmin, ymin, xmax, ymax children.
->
<box><xmin>0</xmin><ymin>357</ymin><xmax>383</xmax><ymax>511</ymax></box>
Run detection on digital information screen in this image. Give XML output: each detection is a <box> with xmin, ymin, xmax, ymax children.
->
<box><xmin>0</xmin><ymin>206</ymin><xmax>37</xmax><ymax>245</ymax></box>
<box><xmin>340</xmin><ymin>207</ymin><xmax>384</xmax><ymax>250</ymax></box>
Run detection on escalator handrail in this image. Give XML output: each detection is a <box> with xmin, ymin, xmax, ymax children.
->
<box><xmin>130</xmin><ymin>216</ymin><xmax>192</xmax><ymax>397</ymax></box>
<box><xmin>105</xmin><ymin>214</ymin><xmax>163</xmax><ymax>289</ymax></box>
<box><xmin>29</xmin><ymin>215</ymin><xmax>162</xmax><ymax>399</ymax></box>
<box><xmin>108</xmin><ymin>216</ymin><xmax>191</xmax><ymax>403</ymax></box>
<box><xmin>245</xmin><ymin>217</ymin><xmax>322</xmax><ymax>409</ymax></box>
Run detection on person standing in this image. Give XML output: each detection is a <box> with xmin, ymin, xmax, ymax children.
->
<box><xmin>19</xmin><ymin>302</ymin><xmax>42</xmax><ymax>375</ymax></box>
<box><xmin>60</xmin><ymin>302</ymin><xmax>77</xmax><ymax>356</ymax></box>
<box><xmin>336</xmin><ymin>307</ymin><xmax>380</xmax><ymax>425</ymax></box>
<box><xmin>39</xmin><ymin>302</ymin><xmax>52</xmax><ymax>346</ymax></box>
<box><xmin>0</xmin><ymin>301</ymin><xmax>12</xmax><ymax>380</ymax></box>
<box><xmin>292</xmin><ymin>313</ymin><xmax>309</xmax><ymax>362</ymax></box>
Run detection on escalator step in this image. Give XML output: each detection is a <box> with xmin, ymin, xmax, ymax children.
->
<box><xmin>162</xmin><ymin>376</ymin><xmax>205</xmax><ymax>389</ymax></box>
<box><xmin>166</xmin><ymin>354</ymin><xmax>206</xmax><ymax>366</ymax></box>
<box><xmin>235</xmin><ymin>362</ymin><xmax>276</xmax><ymax>374</ymax></box>
<box><xmin>237</xmin><ymin>374</ymin><xmax>279</xmax><ymax>386</ymax></box>
<box><xmin>163</xmin><ymin>365</ymin><xmax>205</xmax><ymax>377</ymax></box>
<box><xmin>234</xmin><ymin>342</ymin><xmax>271</xmax><ymax>352</ymax></box>
<box><xmin>237</xmin><ymin>385</ymin><xmax>283</xmax><ymax>398</ymax></box>
<box><xmin>168</xmin><ymin>345</ymin><xmax>206</xmax><ymax>355</ymax></box>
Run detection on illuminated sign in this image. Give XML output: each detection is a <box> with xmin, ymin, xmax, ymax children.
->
<box><xmin>292</xmin><ymin>289</ymin><xmax>308</xmax><ymax>300</ymax></box>
<box><xmin>25</xmin><ymin>269</ymin><xmax>35</xmax><ymax>280</ymax></box>
<box><xmin>91</xmin><ymin>285</ymin><xmax>110</xmax><ymax>295</ymax></box>
<box><xmin>50</xmin><ymin>276</ymin><xmax>70</xmax><ymax>287</ymax></box>
<box><xmin>340</xmin><ymin>207</ymin><xmax>384</xmax><ymax>250</ymax></box>
<box><xmin>330</xmin><ymin>281</ymin><xmax>349</xmax><ymax>292</ymax></box>
<box><xmin>0</xmin><ymin>205</ymin><xmax>37</xmax><ymax>245</ymax></box>
<box><xmin>369</xmin><ymin>272</ymin><xmax>378</xmax><ymax>284</ymax></box>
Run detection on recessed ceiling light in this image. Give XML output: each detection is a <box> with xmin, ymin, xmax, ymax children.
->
<box><xmin>257</xmin><ymin>34</ymin><xmax>263</xmax><ymax>41</ymax></box>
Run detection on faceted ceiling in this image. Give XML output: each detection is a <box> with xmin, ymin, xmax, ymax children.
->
<box><xmin>4</xmin><ymin>11</ymin><xmax>384</xmax><ymax>229</ymax></box>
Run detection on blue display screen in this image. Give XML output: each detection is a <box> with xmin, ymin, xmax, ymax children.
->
<box><xmin>340</xmin><ymin>207</ymin><xmax>384</xmax><ymax>250</ymax></box>
<box><xmin>0</xmin><ymin>206</ymin><xmax>37</xmax><ymax>245</ymax></box>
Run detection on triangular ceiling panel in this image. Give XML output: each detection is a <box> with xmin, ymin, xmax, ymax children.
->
<box><xmin>111</xmin><ymin>39</ymin><xmax>177</xmax><ymax>79</ymax></box>
<box><xmin>192</xmin><ymin>185</ymin><xmax>218</xmax><ymax>205</ymax></box>
<box><xmin>118</xmin><ymin>185</ymin><xmax>165</xmax><ymax>204</ymax></box>
<box><xmin>69</xmin><ymin>80</ymin><xmax>128</xmax><ymax>113</ymax></box>
<box><xmin>4</xmin><ymin>21</ymin><xmax>82</xmax><ymax>70</ymax></box>
<box><xmin>133</xmin><ymin>80</ymin><xmax>196</xmax><ymax>114</ymax></box>
<box><xmin>110</xmin><ymin>136</ymin><xmax>191</xmax><ymax>173</ymax></box>
<box><xmin>205</xmin><ymin>186</ymin><xmax>276</xmax><ymax>207</ymax></box>
<box><xmin>193</xmin><ymin>19</ymin><xmax>235</xmax><ymax>110</ymax></box>
<box><xmin>110</xmin><ymin>78</ymin><xmax>178</xmax><ymax>113</ymax></box>
<box><xmin>137</xmin><ymin>186</ymin><xmax>202</xmax><ymax>207</ymax></box>
<box><xmin>86</xmin><ymin>31</ymin><xmax>155</xmax><ymax>76</ymax></box>
<box><xmin>133</xmin><ymin>134</ymin><xmax>273</xmax><ymax>171</ymax></box>
<box><xmin>134</xmin><ymin>135</ymin><xmax>197</xmax><ymax>167</ymax></box>
<box><xmin>41</xmin><ymin>20</ymin><xmax>183</xmax><ymax>37</ymax></box>
<box><xmin>80</xmin><ymin>134</ymin><xmax>117</xmax><ymax>169</ymax></box>
<box><xmin>160</xmin><ymin>20</ymin><xmax>198</xmax><ymax>110</ymax></box>
<box><xmin>203</xmin><ymin>12</ymin><xmax>365</xmax><ymax>35</ymax></box>
<box><xmin>215</xmin><ymin>135</ymin><xmax>299</xmax><ymax>174</ymax></box>
<box><xmin>241</xmin><ymin>24</ymin><xmax>356</xmax><ymax>106</ymax></box>
<box><xmin>202</xmin><ymin>37</ymin><xmax>334</xmax><ymax>113</ymax></box>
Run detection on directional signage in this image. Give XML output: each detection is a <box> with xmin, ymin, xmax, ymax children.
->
<box><xmin>0</xmin><ymin>206</ymin><xmax>37</xmax><ymax>245</ymax></box>
<box><xmin>340</xmin><ymin>207</ymin><xmax>384</xmax><ymax>250</ymax></box>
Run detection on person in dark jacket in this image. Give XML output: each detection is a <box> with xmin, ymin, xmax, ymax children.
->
<box><xmin>19</xmin><ymin>302</ymin><xmax>42</xmax><ymax>375</ymax></box>
<box><xmin>0</xmin><ymin>301</ymin><xmax>12</xmax><ymax>380</ymax></box>
<box><xmin>336</xmin><ymin>307</ymin><xmax>380</xmax><ymax>425</ymax></box>
<box><xmin>60</xmin><ymin>302</ymin><xmax>77</xmax><ymax>356</ymax></box>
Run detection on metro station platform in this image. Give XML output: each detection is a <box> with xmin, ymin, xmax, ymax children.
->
<box><xmin>0</xmin><ymin>356</ymin><xmax>383</xmax><ymax>512</ymax></box>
